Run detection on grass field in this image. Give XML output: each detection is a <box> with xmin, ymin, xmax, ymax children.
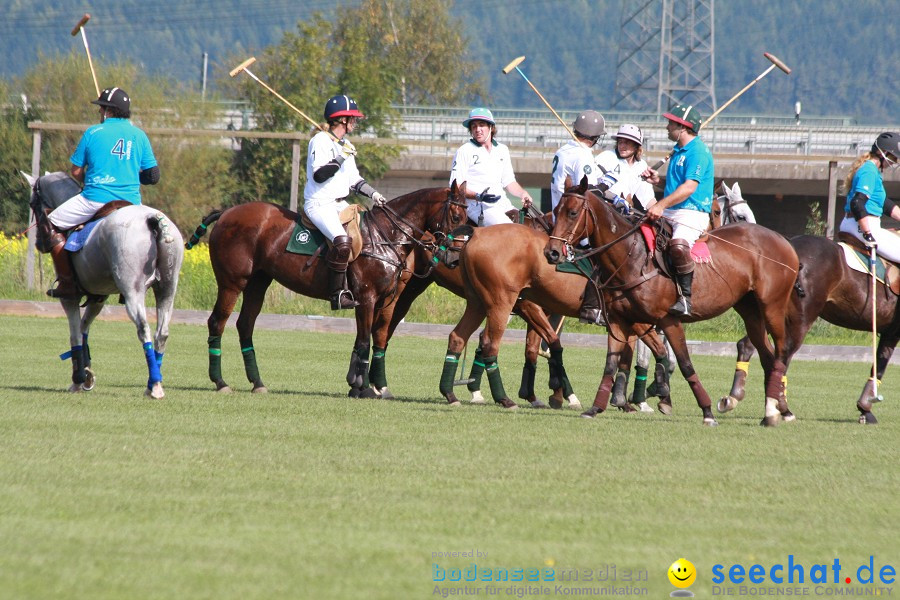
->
<box><xmin>1</xmin><ymin>315</ymin><xmax>898</xmax><ymax>599</ymax></box>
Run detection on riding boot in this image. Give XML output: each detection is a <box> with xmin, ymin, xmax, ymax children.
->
<box><xmin>47</xmin><ymin>232</ymin><xmax>78</xmax><ymax>299</ymax></box>
<box><xmin>327</xmin><ymin>235</ymin><xmax>359</xmax><ymax>310</ymax></box>
<box><xmin>668</xmin><ymin>239</ymin><xmax>694</xmax><ymax>316</ymax></box>
<box><xmin>578</xmin><ymin>279</ymin><xmax>607</xmax><ymax>326</ymax></box>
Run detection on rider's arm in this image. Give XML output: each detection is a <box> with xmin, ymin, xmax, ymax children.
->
<box><xmin>139</xmin><ymin>165</ymin><xmax>160</xmax><ymax>185</ymax></box>
<box><xmin>71</xmin><ymin>164</ymin><xmax>85</xmax><ymax>184</ymax></box>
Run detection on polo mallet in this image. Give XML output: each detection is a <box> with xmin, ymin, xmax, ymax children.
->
<box><xmin>71</xmin><ymin>14</ymin><xmax>100</xmax><ymax>97</ymax></box>
<box><xmin>648</xmin><ymin>52</ymin><xmax>792</xmax><ymax>172</ymax></box>
<box><xmin>868</xmin><ymin>244</ymin><xmax>883</xmax><ymax>403</ymax></box>
<box><xmin>230</xmin><ymin>57</ymin><xmax>341</xmax><ymax>144</ymax></box>
<box><xmin>453</xmin><ymin>342</ymin><xmax>475</xmax><ymax>386</ymax></box>
<box><xmin>502</xmin><ymin>56</ymin><xmax>577</xmax><ymax>142</ymax></box>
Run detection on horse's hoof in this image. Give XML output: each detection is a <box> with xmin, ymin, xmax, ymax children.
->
<box><xmin>251</xmin><ymin>386</ymin><xmax>268</xmax><ymax>394</ymax></box>
<box><xmin>145</xmin><ymin>383</ymin><xmax>165</xmax><ymax>399</ymax></box>
<box><xmin>375</xmin><ymin>386</ymin><xmax>394</xmax><ymax>400</ymax></box>
<box><xmin>549</xmin><ymin>396</ymin><xmax>563</xmax><ymax>409</ymax></box>
<box><xmin>496</xmin><ymin>398</ymin><xmax>519</xmax><ymax>410</ymax></box>
<box><xmin>617</xmin><ymin>403</ymin><xmax>637</xmax><ymax>413</ymax></box>
<box><xmin>638</xmin><ymin>402</ymin><xmax>655</xmax><ymax>414</ymax></box>
<box><xmin>567</xmin><ymin>395</ymin><xmax>583</xmax><ymax>410</ymax></box>
<box><xmin>717</xmin><ymin>396</ymin><xmax>738</xmax><ymax>413</ymax></box>
<box><xmin>469</xmin><ymin>390</ymin><xmax>486</xmax><ymax>404</ymax></box>
<box><xmin>858</xmin><ymin>412</ymin><xmax>878</xmax><ymax>425</ymax></box>
<box><xmin>657</xmin><ymin>400</ymin><xmax>673</xmax><ymax>416</ymax></box>
<box><xmin>580</xmin><ymin>406</ymin><xmax>602</xmax><ymax>419</ymax></box>
<box><xmin>703</xmin><ymin>417</ymin><xmax>719</xmax><ymax>427</ymax></box>
<box><xmin>358</xmin><ymin>387</ymin><xmax>378</xmax><ymax>399</ymax></box>
<box><xmin>760</xmin><ymin>415</ymin><xmax>781</xmax><ymax>427</ymax></box>
<box><xmin>610</xmin><ymin>396</ymin><xmax>627</xmax><ymax>409</ymax></box>
<box><xmin>781</xmin><ymin>412</ymin><xmax>796</xmax><ymax>423</ymax></box>
<box><xmin>348</xmin><ymin>387</ymin><xmax>360</xmax><ymax>398</ymax></box>
<box><xmin>448</xmin><ymin>400</ymin><xmax>461</xmax><ymax>407</ymax></box>
<box><xmin>215</xmin><ymin>381</ymin><xmax>231</xmax><ymax>393</ymax></box>
<box><xmin>82</xmin><ymin>367</ymin><xmax>95</xmax><ymax>391</ymax></box>
<box><xmin>67</xmin><ymin>383</ymin><xmax>85</xmax><ymax>393</ymax></box>
<box><xmin>530</xmin><ymin>400</ymin><xmax>550</xmax><ymax>409</ymax></box>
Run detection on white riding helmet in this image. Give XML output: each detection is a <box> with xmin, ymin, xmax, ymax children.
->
<box><xmin>614</xmin><ymin>124</ymin><xmax>643</xmax><ymax>146</ymax></box>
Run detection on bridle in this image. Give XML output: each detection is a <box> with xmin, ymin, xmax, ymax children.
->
<box><xmin>549</xmin><ymin>190</ymin><xmax>645</xmax><ymax>263</ymax></box>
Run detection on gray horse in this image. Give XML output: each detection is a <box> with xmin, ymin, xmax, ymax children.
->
<box><xmin>24</xmin><ymin>171</ymin><xmax>184</xmax><ymax>398</ymax></box>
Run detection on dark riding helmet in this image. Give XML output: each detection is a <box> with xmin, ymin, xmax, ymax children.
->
<box><xmin>91</xmin><ymin>87</ymin><xmax>130</xmax><ymax>113</ymax></box>
<box><xmin>324</xmin><ymin>95</ymin><xmax>365</xmax><ymax>121</ymax></box>
<box><xmin>873</xmin><ymin>132</ymin><xmax>900</xmax><ymax>162</ymax></box>
<box><xmin>572</xmin><ymin>110</ymin><xmax>606</xmax><ymax>139</ymax></box>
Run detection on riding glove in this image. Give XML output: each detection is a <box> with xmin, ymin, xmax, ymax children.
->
<box><xmin>339</xmin><ymin>139</ymin><xmax>357</xmax><ymax>158</ymax></box>
<box><xmin>475</xmin><ymin>188</ymin><xmax>501</xmax><ymax>204</ymax></box>
<box><xmin>863</xmin><ymin>231</ymin><xmax>877</xmax><ymax>249</ymax></box>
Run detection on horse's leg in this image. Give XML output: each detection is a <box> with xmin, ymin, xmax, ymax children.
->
<box><xmin>611</xmin><ymin>338</ymin><xmax>636</xmax><ymax>411</ymax></box>
<box><xmin>467</xmin><ymin>333</ymin><xmax>488</xmax><ymax>404</ymax></box>
<box><xmin>734</xmin><ymin>298</ymin><xmax>787</xmax><ymax>427</ymax></box>
<box><xmin>478</xmin><ymin>301</ymin><xmax>520</xmax><ymax>410</ymax></box>
<box><xmin>370</xmin><ymin>275</ymin><xmax>434</xmax><ymax>400</ymax></box>
<box><xmin>718</xmin><ymin>336</ymin><xmax>757</xmax><ymax>413</ymax></box>
<box><xmin>348</xmin><ymin>302</ymin><xmax>377</xmax><ymax>399</ymax></box>
<box><xmin>580</xmin><ymin>325</ymin><xmax>630</xmax><ymax>419</ymax></box>
<box><xmin>515</xmin><ymin>301</ymin><xmax>576</xmax><ymax>409</ymax></box>
<box><xmin>59</xmin><ymin>298</ymin><xmax>87</xmax><ymax>392</ymax></box>
<box><xmin>207</xmin><ymin>285</ymin><xmax>241</xmax><ymax>393</ymax></box>
<box><xmin>235</xmin><ymin>272</ymin><xmax>273</xmax><ymax>393</ymax></box>
<box><xmin>121</xmin><ymin>290</ymin><xmax>162</xmax><ymax>398</ymax></box>
<box><xmin>519</xmin><ymin>326</ymin><xmax>540</xmax><ymax>406</ymax></box>
<box><xmin>857</xmin><ymin>334</ymin><xmax>896</xmax><ymax>425</ymax></box>
<box><xmin>659</xmin><ymin>318</ymin><xmax>717</xmax><ymax>426</ymax></box>
<box><xmin>439</xmin><ymin>300</ymin><xmax>488</xmax><ymax>406</ymax></box>
<box><xmin>629</xmin><ymin>339</ymin><xmax>654</xmax><ymax>412</ymax></box>
<box><xmin>78</xmin><ymin>299</ymin><xmax>106</xmax><ymax>391</ymax></box>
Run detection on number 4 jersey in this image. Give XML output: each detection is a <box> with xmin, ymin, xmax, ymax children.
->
<box><xmin>70</xmin><ymin>117</ymin><xmax>157</xmax><ymax>205</ymax></box>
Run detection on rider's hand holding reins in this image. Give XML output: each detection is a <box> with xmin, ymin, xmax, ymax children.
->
<box><xmin>372</xmin><ymin>192</ymin><xmax>386</xmax><ymax>206</ymax></box>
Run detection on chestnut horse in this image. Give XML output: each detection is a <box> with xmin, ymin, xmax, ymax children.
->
<box><xmin>369</xmin><ymin>242</ymin><xmax>583</xmax><ymax>409</ymax></box>
<box><xmin>436</xmin><ymin>223</ymin><xmax>673</xmax><ymax>409</ymax></box>
<box><xmin>544</xmin><ymin>182</ymin><xmax>800</xmax><ymax>426</ymax></box>
<box><xmin>722</xmin><ymin>234</ymin><xmax>900</xmax><ymax>424</ymax></box>
<box><xmin>186</xmin><ymin>183</ymin><xmax>468</xmax><ymax>396</ymax></box>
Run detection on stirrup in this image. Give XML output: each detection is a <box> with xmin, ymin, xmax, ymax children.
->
<box><xmin>330</xmin><ymin>289</ymin><xmax>359</xmax><ymax>310</ymax></box>
<box><xmin>578</xmin><ymin>307</ymin><xmax>607</xmax><ymax>326</ymax></box>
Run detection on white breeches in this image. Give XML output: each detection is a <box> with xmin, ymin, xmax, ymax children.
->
<box><xmin>48</xmin><ymin>194</ymin><xmax>106</xmax><ymax>230</ymax></box>
<box><xmin>304</xmin><ymin>197</ymin><xmax>351</xmax><ymax>241</ymax></box>
<box><xmin>839</xmin><ymin>216</ymin><xmax>900</xmax><ymax>263</ymax></box>
<box><xmin>664</xmin><ymin>208</ymin><xmax>710</xmax><ymax>245</ymax></box>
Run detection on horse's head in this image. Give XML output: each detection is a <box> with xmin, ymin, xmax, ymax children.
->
<box><xmin>423</xmin><ymin>179</ymin><xmax>468</xmax><ymax>235</ymax></box>
<box><xmin>23</xmin><ymin>171</ymin><xmax>81</xmax><ymax>252</ymax></box>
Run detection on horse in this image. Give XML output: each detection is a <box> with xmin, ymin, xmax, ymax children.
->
<box><xmin>544</xmin><ymin>180</ymin><xmax>801</xmax><ymax>426</ymax></box>
<box><xmin>715</xmin><ymin>181</ymin><xmax>756</xmax><ymax>225</ymax></box>
<box><xmin>185</xmin><ymin>183</ymin><xmax>468</xmax><ymax>397</ymax></box>
<box><xmin>369</xmin><ymin>222</ymin><xmax>583</xmax><ymax>409</ymax></box>
<box><xmin>24</xmin><ymin>171</ymin><xmax>184</xmax><ymax>398</ymax></box>
<box><xmin>722</xmin><ymin>234</ymin><xmax>900</xmax><ymax>424</ymax></box>
<box><xmin>435</xmin><ymin>222</ymin><xmax>674</xmax><ymax>410</ymax></box>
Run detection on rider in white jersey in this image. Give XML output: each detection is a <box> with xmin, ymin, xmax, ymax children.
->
<box><xmin>550</xmin><ymin>110</ymin><xmax>605</xmax><ymax>212</ymax></box>
<box><xmin>304</xmin><ymin>94</ymin><xmax>386</xmax><ymax>310</ymax></box>
<box><xmin>595</xmin><ymin>124</ymin><xmax>655</xmax><ymax>211</ymax></box>
<box><xmin>449</xmin><ymin>107</ymin><xmax>533</xmax><ymax>226</ymax></box>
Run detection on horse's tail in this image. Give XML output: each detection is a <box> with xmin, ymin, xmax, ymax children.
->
<box><xmin>147</xmin><ymin>211</ymin><xmax>185</xmax><ymax>296</ymax></box>
<box><xmin>185</xmin><ymin>209</ymin><xmax>224</xmax><ymax>250</ymax></box>
<box><xmin>793</xmin><ymin>262</ymin><xmax>807</xmax><ymax>298</ymax></box>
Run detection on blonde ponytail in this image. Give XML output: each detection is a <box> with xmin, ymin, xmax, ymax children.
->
<box><xmin>842</xmin><ymin>152</ymin><xmax>874</xmax><ymax>196</ymax></box>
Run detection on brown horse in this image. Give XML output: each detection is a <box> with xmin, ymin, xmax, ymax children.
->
<box><xmin>367</xmin><ymin>218</ymin><xmax>583</xmax><ymax>409</ymax></box>
<box><xmin>186</xmin><ymin>183</ymin><xmax>468</xmax><ymax>396</ymax></box>
<box><xmin>435</xmin><ymin>223</ymin><xmax>674</xmax><ymax>410</ymax></box>
<box><xmin>722</xmin><ymin>234</ymin><xmax>900</xmax><ymax>424</ymax></box>
<box><xmin>544</xmin><ymin>182</ymin><xmax>800</xmax><ymax>426</ymax></box>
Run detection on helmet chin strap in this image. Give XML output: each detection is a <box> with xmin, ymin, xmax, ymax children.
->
<box><xmin>877</xmin><ymin>148</ymin><xmax>899</xmax><ymax>171</ymax></box>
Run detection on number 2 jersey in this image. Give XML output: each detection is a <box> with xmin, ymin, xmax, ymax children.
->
<box><xmin>70</xmin><ymin>117</ymin><xmax>157</xmax><ymax>205</ymax></box>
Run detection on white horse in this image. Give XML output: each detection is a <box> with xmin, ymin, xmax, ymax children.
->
<box><xmin>24</xmin><ymin>171</ymin><xmax>184</xmax><ymax>398</ymax></box>
<box><xmin>717</xmin><ymin>181</ymin><xmax>756</xmax><ymax>225</ymax></box>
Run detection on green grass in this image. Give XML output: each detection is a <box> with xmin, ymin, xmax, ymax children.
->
<box><xmin>0</xmin><ymin>315</ymin><xmax>897</xmax><ymax>599</ymax></box>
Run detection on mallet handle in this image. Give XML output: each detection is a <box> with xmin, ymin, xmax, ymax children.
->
<box><xmin>71</xmin><ymin>14</ymin><xmax>90</xmax><ymax>36</ymax></box>
<box><xmin>515</xmin><ymin>67</ymin><xmax>577</xmax><ymax>142</ymax></box>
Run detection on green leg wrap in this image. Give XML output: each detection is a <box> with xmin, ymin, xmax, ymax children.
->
<box><xmin>208</xmin><ymin>335</ymin><xmax>223</xmax><ymax>384</ymax></box>
<box><xmin>240</xmin><ymin>337</ymin><xmax>262</xmax><ymax>387</ymax></box>
<box><xmin>467</xmin><ymin>344</ymin><xmax>485</xmax><ymax>392</ymax></box>
<box><xmin>370</xmin><ymin>345</ymin><xmax>388</xmax><ymax>389</ymax></box>
<box><xmin>440</xmin><ymin>351</ymin><xmax>461</xmax><ymax>396</ymax></box>
<box><xmin>483</xmin><ymin>355</ymin><xmax>508</xmax><ymax>402</ymax></box>
<box><xmin>518</xmin><ymin>360</ymin><xmax>537</xmax><ymax>400</ymax></box>
<box><xmin>632</xmin><ymin>366</ymin><xmax>649</xmax><ymax>404</ymax></box>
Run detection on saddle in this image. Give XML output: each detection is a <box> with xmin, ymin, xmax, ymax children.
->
<box><xmin>300</xmin><ymin>203</ymin><xmax>364</xmax><ymax>261</ymax></box>
<box><xmin>640</xmin><ymin>222</ymin><xmax>712</xmax><ymax>280</ymax></box>
<box><xmin>837</xmin><ymin>232</ymin><xmax>900</xmax><ymax>295</ymax></box>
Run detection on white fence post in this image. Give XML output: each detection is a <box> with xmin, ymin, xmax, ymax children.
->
<box><xmin>26</xmin><ymin>128</ymin><xmax>42</xmax><ymax>290</ymax></box>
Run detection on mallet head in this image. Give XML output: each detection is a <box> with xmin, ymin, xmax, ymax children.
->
<box><xmin>229</xmin><ymin>57</ymin><xmax>257</xmax><ymax>78</ymax></box>
<box><xmin>71</xmin><ymin>14</ymin><xmax>90</xmax><ymax>36</ymax></box>
<box><xmin>763</xmin><ymin>52</ymin><xmax>792</xmax><ymax>75</ymax></box>
<box><xmin>502</xmin><ymin>56</ymin><xmax>525</xmax><ymax>74</ymax></box>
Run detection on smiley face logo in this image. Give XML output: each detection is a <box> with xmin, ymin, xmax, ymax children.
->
<box><xmin>668</xmin><ymin>558</ymin><xmax>696</xmax><ymax>588</ymax></box>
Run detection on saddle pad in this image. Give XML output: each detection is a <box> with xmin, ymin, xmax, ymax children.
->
<box><xmin>639</xmin><ymin>224</ymin><xmax>711</xmax><ymax>262</ymax></box>
<box><xmin>286</xmin><ymin>221</ymin><xmax>327</xmax><ymax>256</ymax></box>
<box><xmin>63</xmin><ymin>220</ymin><xmax>100</xmax><ymax>252</ymax></box>
<box><xmin>839</xmin><ymin>242</ymin><xmax>887</xmax><ymax>283</ymax></box>
<box><xmin>555</xmin><ymin>256</ymin><xmax>594</xmax><ymax>277</ymax></box>
<box><xmin>298</xmin><ymin>204</ymin><xmax>363</xmax><ymax>259</ymax></box>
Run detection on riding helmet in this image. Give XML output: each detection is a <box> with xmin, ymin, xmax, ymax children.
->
<box><xmin>91</xmin><ymin>87</ymin><xmax>130</xmax><ymax>112</ymax></box>
<box><xmin>663</xmin><ymin>104</ymin><xmax>702</xmax><ymax>133</ymax></box>
<box><xmin>614</xmin><ymin>124</ymin><xmax>643</xmax><ymax>146</ymax></box>
<box><xmin>873</xmin><ymin>132</ymin><xmax>900</xmax><ymax>161</ymax></box>
<box><xmin>572</xmin><ymin>110</ymin><xmax>606</xmax><ymax>138</ymax></box>
<box><xmin>324</xmin><ymin>95</ymin><xmax>365</xmax><ymax>121</ymax></box>
<box><xmin>462</xmin><ymin>107</ymin><xmax>495</xmax><ymax>129</ymax></box>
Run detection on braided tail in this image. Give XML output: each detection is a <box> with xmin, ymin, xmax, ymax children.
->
<box><xmin>185</xmin><ymin>209</ymin><xmax>224</xmax><ymax>249</ymax></box>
